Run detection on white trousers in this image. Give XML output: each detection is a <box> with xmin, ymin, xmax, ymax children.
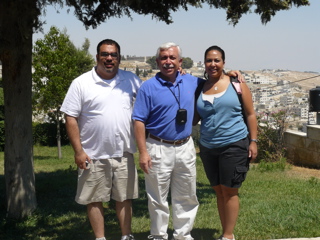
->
<box><xmin>145</xmin><ymin>137</ymin><xmax>199</xmax><ymax>240</ymax></box>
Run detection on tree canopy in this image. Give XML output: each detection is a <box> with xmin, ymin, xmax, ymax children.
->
<box><xmin>45</xmin><ymin>0</ymin><xmax>310</xmax><ymax>28</ymax></box>
<box><xmin>32</xmin><ymin>26</ymin><xmax>94</xmax><ymax>119</ymax></box>
<box><xmin>0</xmin><ymin>0</ymin><xmax>310</xmax><ymax>219</ymax></box>
<box><xmin>32</xmin><ymin>26</ymin><xmax>95</xmax><ymax>157</ymax></box>
<box><xmin>146</xmin><ymin>56</ymin><xmax>158</xmax><ymax>70</ymax></box>
<box><xmin>182</xmin><ymin>57</ymin><xmax>194</xmax><ymax>69</ymax></box>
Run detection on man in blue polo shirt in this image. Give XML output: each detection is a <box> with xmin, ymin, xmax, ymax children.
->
<box><xmin>133</xmin><ymin>42</ymin><xmax>241</xmax><ymax>240</ymax></box>
<box><xmin>133</xmin><ymin>42</ymin><xmax>201</xmax><ymax>240</ymax></box>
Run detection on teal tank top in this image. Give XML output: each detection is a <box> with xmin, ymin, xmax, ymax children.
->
<box><xmin>196</xmin><ymin>83</ymin><xmax>248</xmax><ymax>148</ymax></box>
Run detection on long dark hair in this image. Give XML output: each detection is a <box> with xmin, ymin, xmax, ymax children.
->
<box><xmin>203</xmin><ymin>45</ymin><xmax>225</xmax><ymax>80</ymax></box>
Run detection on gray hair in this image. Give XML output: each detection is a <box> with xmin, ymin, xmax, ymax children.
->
<box><xmin>156</xmin><ymin>42</ymin><xmax>182</xmax><ymax>59</ymax></box>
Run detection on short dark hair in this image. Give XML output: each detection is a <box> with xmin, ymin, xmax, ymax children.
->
<box><xmin>204</xmin><ymin>45</ymin><xmax>225</xmax><ymax>62</ymax></box>
<box><xmin>96</xmin><ymin>39</ymin><xmax>121</xmax><ymax>55</ymax></box>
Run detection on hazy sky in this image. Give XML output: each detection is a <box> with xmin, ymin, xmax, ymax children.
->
<box><xmin>34</xmin><ymin>0</ymin><xmax>320</xmax><ymax>72</ymax></box>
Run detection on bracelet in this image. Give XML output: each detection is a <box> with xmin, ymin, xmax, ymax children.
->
<box><xmin>250</xmin><ymin>139</ymin><xmax>258</xmax><ymax>142</ymax></box>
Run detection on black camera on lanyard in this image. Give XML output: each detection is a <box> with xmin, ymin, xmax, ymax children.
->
<box><xmin>166</xmin><ymin>84</ymin><xmax>187</xmax><ymax>125</ymax></box>
<box><xmin>176</xmin><ymin>109</ymin><xmax>187</xmax><ymax>125</ymax></box>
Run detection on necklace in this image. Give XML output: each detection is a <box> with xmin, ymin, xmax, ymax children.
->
<box><xmin>210</xmin><ymin>73</ymin><xmax>225</xmax><ymax>91</ymax></box>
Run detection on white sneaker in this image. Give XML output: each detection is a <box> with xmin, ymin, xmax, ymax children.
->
<box><xmin>221</xmin><ymin>234</ymin><xmax>235</xmax><ymax>240</ymax></box>
<box><xmin>122</xmin><ymin>235</ymin><xmax>135</xmax><ymax>240</ymax></box>
<box><xmin>148</xmin><ymin>234</ymin><xmax>168</xmax><ymax>240</ymax></box>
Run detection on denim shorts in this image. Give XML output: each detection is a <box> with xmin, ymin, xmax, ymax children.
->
<box><xmin>199</xmin><ymin>138</ymin><xmax>250</xmax><ymax>188</ymax></box>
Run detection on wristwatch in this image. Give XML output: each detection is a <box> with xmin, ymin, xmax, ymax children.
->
<box><xmin>250</xmin><ymin>139</ymin><xmax>258</xmax><ymax>143</ymax></box>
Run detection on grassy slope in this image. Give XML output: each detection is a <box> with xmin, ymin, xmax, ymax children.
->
<box><xmin>0</xmin><ymin>146</ymin><xmax>319</xmax><ymax>240</ymax></box>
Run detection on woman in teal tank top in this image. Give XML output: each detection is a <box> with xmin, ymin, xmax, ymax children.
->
<box><xmin>193</xmin><ymin>46</ymin><xmax>258</xmax><ymax>240</ymax></box>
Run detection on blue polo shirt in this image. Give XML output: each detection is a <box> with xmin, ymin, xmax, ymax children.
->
<box><xmin>133</xmin><ymin>72</ymin><xmax>203</xmax><ymax>140</ymax></box>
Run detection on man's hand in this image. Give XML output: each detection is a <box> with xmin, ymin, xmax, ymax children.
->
<box><xmin>226</xmin><ymin>70</ymin><xmax>245</xmax><ymax>83</ymax></box>
<box><xmin>74</xmin><ymin>149</ymin><xmax>91</xmax><ymax>170</ymax></box>
<box><xmin>139</xmin><ymin>151</ymin><xmax>152</xmax><ymax>174</ymax></box>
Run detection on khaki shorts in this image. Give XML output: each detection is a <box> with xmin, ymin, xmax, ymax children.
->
<box><xmin>75</xmin><ymin>152</ymin><xmax>139</xmax><ymax>205</ymax></box>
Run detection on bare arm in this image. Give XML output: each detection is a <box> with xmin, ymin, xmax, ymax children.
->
<box><xmin>241</xmin><ymin>83</ymin><xmax>258</xmax><ymax>162</ymax></box>
<box><xmin>65</xmin><ymin>114</ymin><xmax>90</xmax><ymax>169</ymax></box>
<box><xmin>134</xmin><ymin>120</ymin><xmax>152</xmax><ymax>174</ymax></box>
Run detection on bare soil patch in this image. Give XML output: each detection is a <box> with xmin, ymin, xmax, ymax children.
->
<box><xmin>286</xmin><ymin>165</ymin><xmax>320</xmax><ymax>179</ymax></box>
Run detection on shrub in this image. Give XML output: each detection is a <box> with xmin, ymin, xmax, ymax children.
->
<box><xmin>257</xmin><ymin>109</ymin><xmax>288</xmax><ymax>163</ymax></box>
<box><xmin>33</xmin><ymin>122</ymin><xmax>69</xmax><ymax>146</ymax></box>
<box><xmin>0</xmin><ymin>121</ymin><xmax>69</xmax><ymax>151</ymax></box>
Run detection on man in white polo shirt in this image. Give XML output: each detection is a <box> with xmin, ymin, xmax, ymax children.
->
<box><xmin>60</xmin><ymin>39</ymin><xmax>142</xmax><ymax>240</ymax></box>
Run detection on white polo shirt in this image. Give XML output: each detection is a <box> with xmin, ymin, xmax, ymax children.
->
<box><xmin>61</xmin><ymin>67</ymin><xmax>142</xmax><ymax>159</ymax></box>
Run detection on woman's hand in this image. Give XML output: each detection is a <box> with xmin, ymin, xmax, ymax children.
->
<box><xmin>179</xmin><ymin>67</ymin><xmax>187</xmax><ymax>75</ymax></box>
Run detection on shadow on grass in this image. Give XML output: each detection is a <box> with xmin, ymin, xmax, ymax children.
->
<box><xmin>32</xmin><ymin>155</ymin><xmax>59</xmax><ymax>160</ymax></box>
<box><xmin>192</xmin><ymin>228</ymin><xmax>219</xmax><ymax>240</ymax></box>
<box><xmin>0</xmin><ymin>166</ymin><xmax>216</xmax><ymax>240</ymax></box>
<box><xmin>196</xmin><ymin>182</ymin><xmax>216</xmax><ymax>204</ymax></box>
<box><xmin>133</xmin><ymin>228</ymin><xmax>219</xmax><ymax>240</ymax></box>
<box><xmin>0</xmin><ymin>167</ymin><xmax>149</xmax><ymax>240</ymax></box>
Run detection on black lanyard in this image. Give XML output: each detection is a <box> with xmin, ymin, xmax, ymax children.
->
<box><xmin>166</xmin><ymin>84</ymin><xmax>181</xmax><ymax>109</ymax></box>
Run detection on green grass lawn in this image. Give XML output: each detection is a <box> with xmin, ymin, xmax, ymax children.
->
<box><xmin>0</xmin><ymin>145</ymin><xmax>320</xmax><ymax>240</ymax></box>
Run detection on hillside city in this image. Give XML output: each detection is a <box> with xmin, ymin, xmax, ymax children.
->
<box><xmin>121</xmin><ymin>56</ymin><xmax>320</xmax><ymax>133</ymax></box>
<box><xmin>1</xmin><ymin>57</ymin><xmax>320</xmax><ymax>133</ymax></box>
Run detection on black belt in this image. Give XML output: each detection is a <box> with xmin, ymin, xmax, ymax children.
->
<box><xmin>148</xmin><ymin>134</ymin><xmax>190</xmax><ymax>146</ymax></box>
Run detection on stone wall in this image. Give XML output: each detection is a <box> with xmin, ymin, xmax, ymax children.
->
<box><xmin>193</xmin><ymin>122</ymin><xmax>320</xmax><ymax>169</ymax></box>
<box><xmin>284</xmin><ymin>125</ymin><xmax>320</xmax><ymax>169</ymax></box>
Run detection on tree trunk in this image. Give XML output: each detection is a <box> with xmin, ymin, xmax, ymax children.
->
<box><xmin>0</xmin><ymin>0</ymin><xmax>37</xmax><ymax>219</ymax></box>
